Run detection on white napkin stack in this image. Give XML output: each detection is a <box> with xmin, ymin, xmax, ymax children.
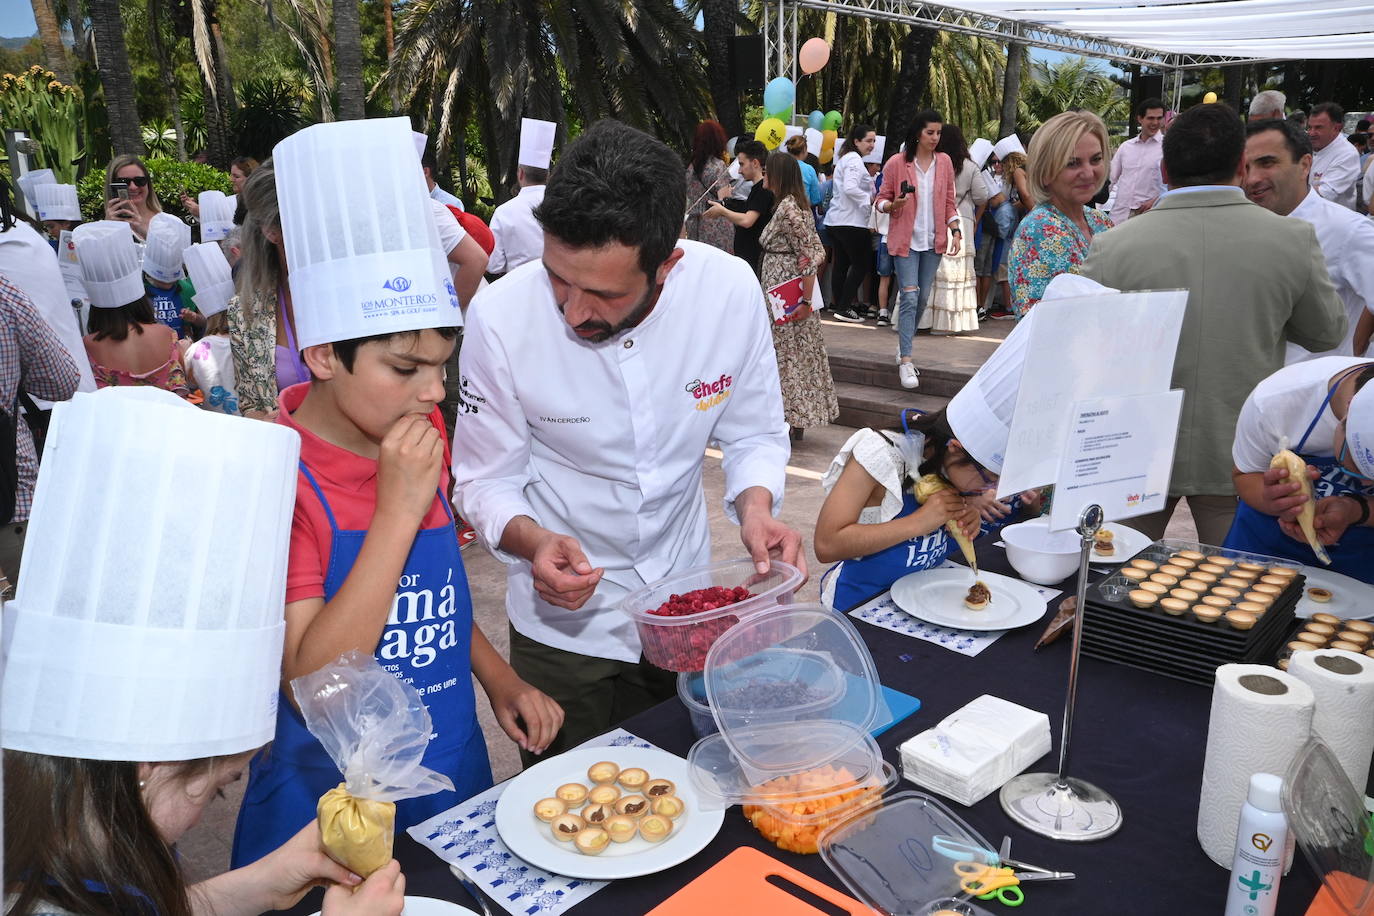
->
<box><xmin>900</xmin><ymin>695</ymin><xmax>1052</xmax><ymax>806</ymax></box>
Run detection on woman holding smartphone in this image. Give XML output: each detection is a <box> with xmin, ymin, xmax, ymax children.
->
<box><xmin>103</xmin><ymin>155</ymin><xmax>163</xmax><ymax>240</ymax></box>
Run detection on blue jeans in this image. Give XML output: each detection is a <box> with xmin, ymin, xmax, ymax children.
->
<box><xmin>894</xmin><ymin>248</ymin><xmax>942</xmax><ymax>359</ymax></box>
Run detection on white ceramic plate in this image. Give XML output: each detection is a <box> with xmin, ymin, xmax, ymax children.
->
<box><xmin>308</xmin><ymin>896</ymin><xmax>477</xmax><ymax>916</ymax></box>
<box><xmin>1294</xmin><ymin>567</ymin><xmax>1374</xmax><ymax>620</ymax></box>
<box><xmin>493</xmin><ymin>746</ymin><xmax>724</xmax><ymax>880</ymax></box>
<box><xmin>1089</xmin><ymin>523</ymin><xmax>1151</xmax><ymax>565</ymax></box>
<box><xmin>890</xmin><ymin>568</ymin><xmax>1050</xmax><ymax>631</ymax></box>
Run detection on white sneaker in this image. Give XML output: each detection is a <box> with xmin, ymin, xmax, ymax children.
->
<box><xmin>899</xmin><ymin>362</ymin><xmax>919</xmax><ymax>389</ymax></box>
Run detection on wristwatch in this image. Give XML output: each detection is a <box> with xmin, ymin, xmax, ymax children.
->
<box><xmin>1337</xmin><ymin>491</ymin><xmax>1371</xmax><ymax>526</ymax></box>
<box><xmin>950</xmin><ymin>227</ymin><xmax>962</xmax><ymax>235</ymax></box>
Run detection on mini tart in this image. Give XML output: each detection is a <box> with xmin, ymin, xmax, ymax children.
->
<box><xmin>638</xmin><ymin>814</ymin><xmax>673</xmax><ymax>843</ymax></box>
<box><xmin>1259</xmin><ymin>575</ymin><xmax>1288</xmax><ymax>588</ymax></box>
<box><xmin>534</xmin><ymin>798</ymin><xmax>567</xmax><ymax>822</ymax></box>
<box><xmin>1122</xmin><ymin>567</ymin><xmax>1149</xmax><ymax>581</ymax></box>
<box><xmin>1366</xmin><ymin>649</ymin><xmax>1374</xmax><ymax>660</ymax></box>
<box><xmin>1297</xmin><ymin>631</ymin><xmax>1329</xmax><ymax>646</ymax></box>
<box><xmin>652</xmin><ymin>795</ymin><xmax>685</xmax><ymax>818</ymax></box>
<box><xmin>1129</xmin><ymin>589</ymin><xmax>1160</xmax><ymax>609</ymax></box>
<box><xmin>1141</xmin><ymin>582</ymin><xmax>1169</xmax><ymax>596</ymax></box>
<box><xmin>1277</xmin><ymin>658</ymin><xmax>1291</xmax><ymax>671</ymax></box>
<box><xmin>1150</xmin><ymin>573</ymin><xmax>1179</xmax><ymax>587</ymax></box>
<box><xmin>1310</xmin><ymin>612</ymin><xmax>1343</xmax><ymax>626</ymax></box>
<box><xmin>1225</xmin><ymin>610</ymin><xmax>1258</xmax><ymax>630</ymax></box>
<box><xmin>587</xmin><ymin>784</ymin><xmax>621</xmax><ymax>806</ymax></box>
<box><xmin>1337</xmin><ymin>630</ymin><xmax>1371</xmax><ymax>647</ymax></box>
<box><xmin>581</xmin><ymin>803</ymin><xmax>615</xmax><ymax>825</ymax></box>
<box><xmin>1303</xmin><ymin>622</ymin><xmax>1337</xmax><ymax>637</ymax></box>
<box><xmin>1343</xmin><ymin>619</ymin><xmax>1374</xmax><ymax>635</ymax></box>
<box><xmin>614</xmin><ymin>794</ymin><xmax>650</xmax><ymax>818</ymax></box>
<box><xmin>1231</xmin><ymin>571</ymin><xmax>1259</xmax><ymax>584</ymax></box>
<box><xmin>1160</xmin><ymin>597</ymin><xmax>1189</xmax><ymax>615</ymax></box>
<box><xmin>1235</xmin><ymin>601</ymin><xmax>1267</xmax><ymax>615</ymax></box>
<box><xmin>1212</xmin><ymin>586</ymin><xmax>1242</xmax><ymax>600</ymax></box>
<box><xmin>1307</xmin><ymin>587</ymin><xmax>1334</xmax><ymax>603</ymax></box>
<box><xmin>1252</xmin><ymin>583</ymin><xmax>1282</xmax><ymax>597</ymax></box>
<box><xmin>618</xmin><ymin>768</ymin><xmax>649</xmax><ymax>791</ymax></box>
<box><xmin>550</xmin><ymin>813</ymin><xmax>586</xmax><ymax>841</ymax></box>
<box><xmin>1220</xmin><ymin>577</ymin><xmax>1250</xmax><ymax>590</ymax></box>
<box><xmin>1237</xmin><ymin>562</ymin><xmax>1265</xmax><ymax>573</ymax></box>
<box><xmin>587</xmin><ymin>761</ymin><xmax>620</xmax><ymax>785</ymax></box>
<box><xmin>1170</xmin><ymin>588</ymin><xmax>1200</xmax><ymax>602</ymax></box>
<box><xmin>604</xmin><ymin>815</ymin><xmax>638</xmax><ymax>842</ymax></box>
<box><xmin>1207</xmin><ymin>555</ymin><xmax>1236</xmax><ymax>567</ymax></box>
<box><xmin>1170</xmin><ymin>557</ymin><xmax>1198</xmax><ymax>570</ymax></box>
<box><xmin>1191</xmin><ymin>571</ymin><xmax>1219</xmax><ymax>585</ymax></box>
<box><xmin>1129</xmin><ymin>559</ymin><xmax>1159</xmax><ymax>573</ymax></box>
<box><xmin>574</xmin><ymin>827</ymin><xmax>611</xmax><ymax>856</ymax></box>
<box><xmin>1288</xmin><ymin>641</ymin><xmax>1319</xmax><ymax>653</ymax></box>
<box><xmin>1192</xmin><ymin>605</ymin><xmax>1223</xmax><ymax>623</ymax></box>
<box><xmin>1243</xmin><ymin>592</ymin><xmax>1275</xmax><ymax>608</ymax></box>
<box><xmin>1159</xmin><ymin>564</ymin><xmax>1188</xmax><ymax>578</ymax></box>
<box><xmin>643</xmin><ymin>778</ymin><xmax>676</xmax><ymax>799</ymax></box>
<box><xmin>1197</xmin><ymin>563</ymin><xmax>1227</xmax><ymax>576</ymax></box>
<box><xmin>1178</xmin><ymin>550</ymin><xmax>1206</xmax><ymax>562</ymax></box>
<box><xmin>1266</xmin><ymin>566</ymin><xmax>1298</xmax><ymax>579</ymax></box>
<box><xmin>556</xmin><ymin>783</ymin><xmax>589</xmax><ymax>806</ymax></box>
<box><xmin>1331</xmin><ymin>640</ymin><xmax>1364</xmax><ymax>653</ymax></box>
<box><xmin>1179</xmin><ymin>578</ymin><xmax>1208</xmax><ymax>593</ymax></box>
<box><xmin>1201</xmin><ymin>595</ymin><xmax>1231</xmax><ymax>609</ymax></box>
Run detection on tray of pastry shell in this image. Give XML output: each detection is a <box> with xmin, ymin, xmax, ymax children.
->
<box><xmin>1079</xmin><ymin>539</ymin><xmax>1304</xmax><ymax>686</ymax></box>
<box><xmin>1274</xmin><ymin>614</ymin><xmax>1374</xmax><ymax>671</ymax></box>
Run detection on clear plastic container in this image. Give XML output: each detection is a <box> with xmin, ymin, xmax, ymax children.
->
<box><xmin>677</xmin><ymin>671</ymin><xmax>716</xmax><ymax>738</ymax></box>
<box><xmin>742</xmin><ymin>759</ymin><xmax>898</xmax><ymax>854</ymax></box>
<box><xmin>818</xmin><ymin>790</ymin><xmax>999</xmax><ymax>912</ymax></box>
<box><xmin>1281</xmin><ymin>738</ymin><xmax>1374</xmax><ymax>915</ymax></box>
<box><xmin>677</xmin><ymin>645</ymin><xmax>847</xmax><ymax>740</ymax></box>
<box><xmin>619</xmin><ymin>558</ymin><xmax>802</xmax><ymax>672</ymax></box>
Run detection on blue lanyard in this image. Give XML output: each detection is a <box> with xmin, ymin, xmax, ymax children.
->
<box><xmin>1294</xmin><ymin>365</ymin><xmax>1370</xmax><ymax>453</ymax></box>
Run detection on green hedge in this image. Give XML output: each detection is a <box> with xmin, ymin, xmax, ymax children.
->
<box><xmin>78</xmin><ymin>157</ymin><xmax>233</xmax><ymax>224</ymax></box>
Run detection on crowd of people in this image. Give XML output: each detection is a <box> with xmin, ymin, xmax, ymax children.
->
<box><xmin>0</xmin><ymin>85</ymin><xmax>1371</xmax><ymax>915</ymax></box>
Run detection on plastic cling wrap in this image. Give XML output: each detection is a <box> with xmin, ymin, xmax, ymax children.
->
<box><xmin>293</xmin><ymin>651</ymin><xmax>455</xmax><ymax>875</ymax></box>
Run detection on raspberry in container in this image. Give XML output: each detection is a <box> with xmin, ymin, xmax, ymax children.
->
<box><xmin>618</xmin><ymin>558</ymin><xmax>803</xmax><ymax>672</ymax></box>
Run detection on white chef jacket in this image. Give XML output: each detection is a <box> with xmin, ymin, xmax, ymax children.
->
<box><xmin>1285</xmin><ymin>189</ymin><xmax>1374</xmax><ymax>363</ymax></box>
<box><xmin>488</xmin><ymin>185</ymin><xmax>546</xmax><ymax>275</ymax></box>
<box><xmin>1233</xmin><ymin>356</ymin><xmax>1373</xmax><ymax>471</ymax></box>
<box><xmin>1309</xmin><ymin>138</ymin><xmax>1361</xmax><ymax>210</ymax></box>
<box><xmin>824</xmin><ymin>152</ymin><xmax>874</xmax><ymax>229</ymax></box>
<box><xmin>453</xmin><ymin>240</ymin><xmax>789</xmax><ymax>662</ymax></box>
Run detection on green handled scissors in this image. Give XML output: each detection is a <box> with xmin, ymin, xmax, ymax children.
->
<box><xmin>953</xmin><ymin>860</ymin><xmax>1075</xmax><ymax>907</ymax></box>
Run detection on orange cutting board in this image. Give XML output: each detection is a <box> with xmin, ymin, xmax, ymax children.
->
<box><xmin>648</xmin><ymin>846</ymin><xmax>877</xmax><ymax>915</ymax></box>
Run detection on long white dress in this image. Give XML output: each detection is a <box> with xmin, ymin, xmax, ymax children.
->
<box><xmin>922</xmin><ymin>159</ymin><xmax>986</xmax><ymax>333</ymax></box>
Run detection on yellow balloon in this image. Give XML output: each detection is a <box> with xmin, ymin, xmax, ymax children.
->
<box><xmin>755</xmin><ymin>118</ymin><xmax>786</xmax><ymax>150</ymax></box>
<box><xmin>1203</xmin><ymin>91</ymin><xmax>1218</xmax><ymax>104</ymax></box>
<box><xmin>819</xmin><ymin>129</ymin><xmax>837</xmax><ymax>165</ymax></box>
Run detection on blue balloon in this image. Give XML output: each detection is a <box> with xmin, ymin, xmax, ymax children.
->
<box><xmin>807</xmin><ymin>110</ymin><xmax>824</xmax><ymax>131</ymax></box>
<box><xmin>763</xmin><ymin>77</ymin><xmax>796</xmax><ymax>119</ymax></box>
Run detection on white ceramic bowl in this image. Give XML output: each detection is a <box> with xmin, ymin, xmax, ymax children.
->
<box><xmin>1002</xmin><ymin>519</ymin><xmax>1081</xmax><ymax>585</ymax></box>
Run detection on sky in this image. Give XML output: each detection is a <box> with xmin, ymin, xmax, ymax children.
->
<box><xmin>1</xmin><ymin>5</ymin><xmax>38</xmax><ymax>41</ymax></box>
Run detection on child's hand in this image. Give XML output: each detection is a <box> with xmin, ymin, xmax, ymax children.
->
<box><xmin>377</xmin><ymin>415</ymin><xmax>444</xmax><ymax>523</ymax></box>
<box><xmin>181</xmin><ymin>308</ymin><xmax>207</xmax><ymax>327</ymax></box>
<box><xmin>909</xmin><ymin>488</ymin><xmax>967</xmax><ymax>537</ymax></box>
<box><xmin>487</xmin><ymin>674</ymin><xmax>564</xmax><ymax>755</ymax></box>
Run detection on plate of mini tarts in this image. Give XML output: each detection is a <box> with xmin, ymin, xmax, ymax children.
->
<box><xmin>1159</xmin><ymin>597</ymin><xmax>1190</xmax><ymax>616</ymax></box>
<box><xmin>1129</xmin><ymin>589</ymin><xmax>1160</xmax><ymax>609</ymax></box>
<box><xmin>1225</xmin><ymin>610</ymin><xmax>1258</xmax><ymax>630</ymax></box>
<box><xmin>1192</xmin><ymin>605</ymin><xmax>1223</xmax><ymax>623</ymax></box>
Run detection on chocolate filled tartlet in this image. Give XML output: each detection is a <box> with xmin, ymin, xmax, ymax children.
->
<box><xmin>643</xmin><ymin>778</ymin><xmax>675</xmax><ymax>799</ymax></box>
<box><xmin>550</xmin><ymin>813</ymin><xmax>586</xmax><ymax>841</ymax></box>
<box><xmin>964</xmin><ymin>580</ymin><xmax>992</xmax><ymax>610</ymax></box>
<box><xmin>615</xmin><ymin>794</ymin><xmax>650</xmax><ymax>818</ymax></box>
<box><xmin>581</xmin><ymin>803</ymin><xmax>615</xmax><ymax>825</ymax></box>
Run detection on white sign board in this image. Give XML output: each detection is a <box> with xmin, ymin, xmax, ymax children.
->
<box><xmin>996</xmin><ymin>289</ymin><xmax>1189</xmax><ymax>498</ymax></box>
<box><xmin>1050</xmin><ymin>390</ymin><xmax>1184</xmax><ymax>531</ymax></box>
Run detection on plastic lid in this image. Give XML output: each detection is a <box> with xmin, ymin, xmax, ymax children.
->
<box><xmin>701</xmin><ymin>605</ymin><xmax>890</xmax><ymax>782</ymax></box>
<box><xmin>818</xmin><ymin>790</ymin><xmax>998</xmax><ymax>913</ymax></box>
<box><xmin>1247</xmin><ymin>773</ymin><xmax>1283</xmax><ymax>813</ymax></box>
<box><xmin>1281</xmin><ymin>739</ymin><xmax>1374</xmax><ymax>915</ymax></box>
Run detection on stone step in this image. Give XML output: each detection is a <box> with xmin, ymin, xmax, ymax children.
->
<box><xmin>830</xmin><ymin>349</ymin><xmax>973</xmax><ymax>400</ymax></box>
<box><xmin>833</xmin><ymin>381</ymin><xmax>950</xmax><ymax>431</ymax></box>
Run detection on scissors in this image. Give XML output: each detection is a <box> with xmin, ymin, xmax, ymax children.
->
<box><xmin>932</xmin><ymin>835</ymin><xmax>1069</xmax><ymax>876</ymax></box>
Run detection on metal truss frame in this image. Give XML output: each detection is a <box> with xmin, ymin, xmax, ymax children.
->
<box><xmin>761</xmin><ymin>0</ymin><xmax>1276</xmax><ymax>87</ymax></box>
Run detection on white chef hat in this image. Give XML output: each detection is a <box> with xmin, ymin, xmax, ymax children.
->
<box><xmin>16</xmin><ymin>168</ymin><xmax>55</xmax><ymax>209</ymax></box>
<box><xmin>862</xmin><ymin>136</ymin><xmax>886</xmax><ymax>165</ymax></box>
<box><xmin>518</xmin><ymin>118</ymin><xmax>557</xmax><ymax>170</ymax></box>
<box><xmin>198</xmin><ymin>190</ymin><xmax>235</xmax><ymax>241</ymax></box>
<box><xmin>804</xmin><ymin>128</ymin><xmax>824</xmax><ymax>158</ymax></box>
<box><xmin>969</xmin><ymin>138</ymin><xmax>994</xmax><ymax>170</ymax></box>
<box><xmin>142</xmin><ymin>212</ymin><xmax>191</xmax><ymax>284</ymax></box>
<box><xmin>34</xmin><ymin>182</ymin><xmax>81</xmax><ymax>222</ymax></box>
<box><xmin>72</xmin><ymin>220</ymin><xmax>144</xmax><ymax>309</ymax></box>
<box><xmin>1</xmin><ymin>387</ymin><xmax>301</xmax><ymax>761</ymax></box>
<box><xmin>274</xmin><ymin>116</ymin><xmax>457</xmax><ymax>348</ymax></box>
<box><xmin>948</xmin><ymin>274</ymin><xmax>1118</xmax><ymax>473</ymax></box>
<box><xmin>993</xmin><ymin>135</ymin><xmax>1026</xmax><ymax>159</ymax></box>
<box><xmin>182</xmin><ymin>242</ymin><xmax>235</xmax><ymax>317</ymax></box>
<box><xmin>1344</xmin><ymin>382</ymin><xmax>1374</xmax><ymax>479</ymax></box>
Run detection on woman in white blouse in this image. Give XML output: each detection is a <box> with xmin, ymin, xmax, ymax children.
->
<box><xmin>822</xmin><ymin>124</ymin><xmax>877</xmax><ymax>322</ymax></box>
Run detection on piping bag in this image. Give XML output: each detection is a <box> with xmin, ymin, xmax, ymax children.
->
<box><xmin>292</xmin><ymin>651</ymin><xmax>454</xmax><ymax>876</ymax></box>
<box><xmin>1270</xmin><ymin>436</ymin><xmax>1331</xmax><ymax>565</ymax></box>
<box><xmin>913</xmin><ymin>474</ymin><xmax>979</xmax><ymax>576</ymax></box>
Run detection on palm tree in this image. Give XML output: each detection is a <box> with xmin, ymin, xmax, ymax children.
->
<box><xmin>884</xmin><ymin>26</ymin><xmax>935</xmax><ymax>153</ymax></box>
<box><xmin>1019</xmin><ymin>56</ymin><xmax>1128</xmax><ymax>133</ymax></box>
<box><xmin>88</xmin><ymin>0</ymin><xmax>144</xmax><ymax>155</ymax></box>
<box><xmin>999</xmin><ymin>42</ymin><xmax>1025</xmax><ymax>137</ymax></box>
<box><xmin>379</xmin><ymin>0</ymin><xmax>710</xmax><ymax>204</ymax></box>
<box><xmin>30</xmin><ymin>0</ymin><xmax>73</xmax><ymax>85</ymax></box>
<box><xmin>334</xmin><ymin>0</ymin><xmax>365</xmax><ymax>119</ymax></box>
<box><xmin>700</xmin><ymin>0</ymin><xmax>743</xmax><ymax>136</ymax></box>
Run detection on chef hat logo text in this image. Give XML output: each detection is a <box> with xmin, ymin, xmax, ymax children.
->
<box><xmin>383</xmin><ymin>276</ymin><xmax>413</xmax><ymax>292</ymax></box>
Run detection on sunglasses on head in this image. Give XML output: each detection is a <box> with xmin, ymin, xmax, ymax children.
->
<box><xmin>116</xmin><ymin>176</ymin><xmax>151</xmax><ymax>188</ymax></box>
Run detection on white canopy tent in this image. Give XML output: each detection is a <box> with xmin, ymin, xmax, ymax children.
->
<box><xmin>763</xmin><ymin>0</ymin><xmax>1374</xmax><ymax>98</ymax></box>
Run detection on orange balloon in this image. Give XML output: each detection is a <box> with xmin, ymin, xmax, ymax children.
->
<box><xmin>819</xmin><ymin>129</ymin><xmax>837</xmax><ymax>165</ymax></box>
<box><xmin>799</xmin><ymin>38</ymin><xmax>830</xmax><ymax>75</ymax></box>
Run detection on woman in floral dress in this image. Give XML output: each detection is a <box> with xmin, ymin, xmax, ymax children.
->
<box><xmin>924</xmin><ymin>124</ymin><xmax>989</xmax><ymax>333</ymax></box>
<box><xmin>684</xmin><ymin>121</ymin><xmax>734</xmax><ymax>253</ymax></box>
<box><xmin>758</xmin><ymin>152</ymin><xmax>838</xmax><ymax>440</ymax></box>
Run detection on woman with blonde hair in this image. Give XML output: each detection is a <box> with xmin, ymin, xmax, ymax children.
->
<box><xmin>103</xmin><ymin>154</ymin><xmax>162</xmax><ymax>240</ymax></box>
<box><xmin>758</xmin><ymin>151</ymin><xmax>837</xmax><ymax>440</ymax></box>
<box><xmin>1008</xmin><ymin>110</ymin><xmax>1113</xmax><ymax>314</ymax></box>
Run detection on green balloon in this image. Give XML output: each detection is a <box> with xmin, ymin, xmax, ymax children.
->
<box><xmin>822</xmin><ymin>110</ymin><xmax>842</xmax><ymax>132</ymax></box>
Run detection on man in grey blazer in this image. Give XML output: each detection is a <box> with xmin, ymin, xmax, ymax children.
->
<box><xmin>1082</xmin><ymin>103</ymin><xmax>1345</xmax><ymax>546</ymax></box>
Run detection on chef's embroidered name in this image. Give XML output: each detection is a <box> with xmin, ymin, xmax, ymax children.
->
<box><xmin>685</xmin><ymin>374</ymin><xmax>733</xmax><ymax>411</ymax></box>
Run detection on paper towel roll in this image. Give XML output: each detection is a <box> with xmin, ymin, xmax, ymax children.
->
<box><xmin>1287</xmin><ymin>649</ymin><xmax>1374</xmax><ymax>795</ymax></box>
<box><xmin>1198</xmin><ymin>665</ymin><xmax>1315</xmax><ymax>867</ymax></box>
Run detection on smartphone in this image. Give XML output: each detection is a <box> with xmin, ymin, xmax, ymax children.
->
<box><xmin>110</xmin><ymin>180</ymin><xmax>129</xmax><ymax>201</ymax></box>
<box><xmin>901</xmin><ymin>180</ymin><xmax>915</xmax><ymax>196</ymax></box>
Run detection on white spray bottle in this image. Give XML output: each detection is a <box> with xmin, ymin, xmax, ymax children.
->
<box><xmin>1223</xmin><ymin>772</ymin><xmax>1289</xmax><ymax>916</ymax></box>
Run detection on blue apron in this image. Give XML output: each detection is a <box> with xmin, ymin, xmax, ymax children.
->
<box><xmin>230</xmin><ymin>463</ymin><xmax>493</xmax><ymax>868</ymax></box>
<box><xmin>824</xmin><ymin>490</ymin><xmax>1020</xmax><ymax>613</ymax></box>
<box><xmin>1223</xmin><ymin>369</ymin><xmax>1374</xmax><ymax>583</ymax></box>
